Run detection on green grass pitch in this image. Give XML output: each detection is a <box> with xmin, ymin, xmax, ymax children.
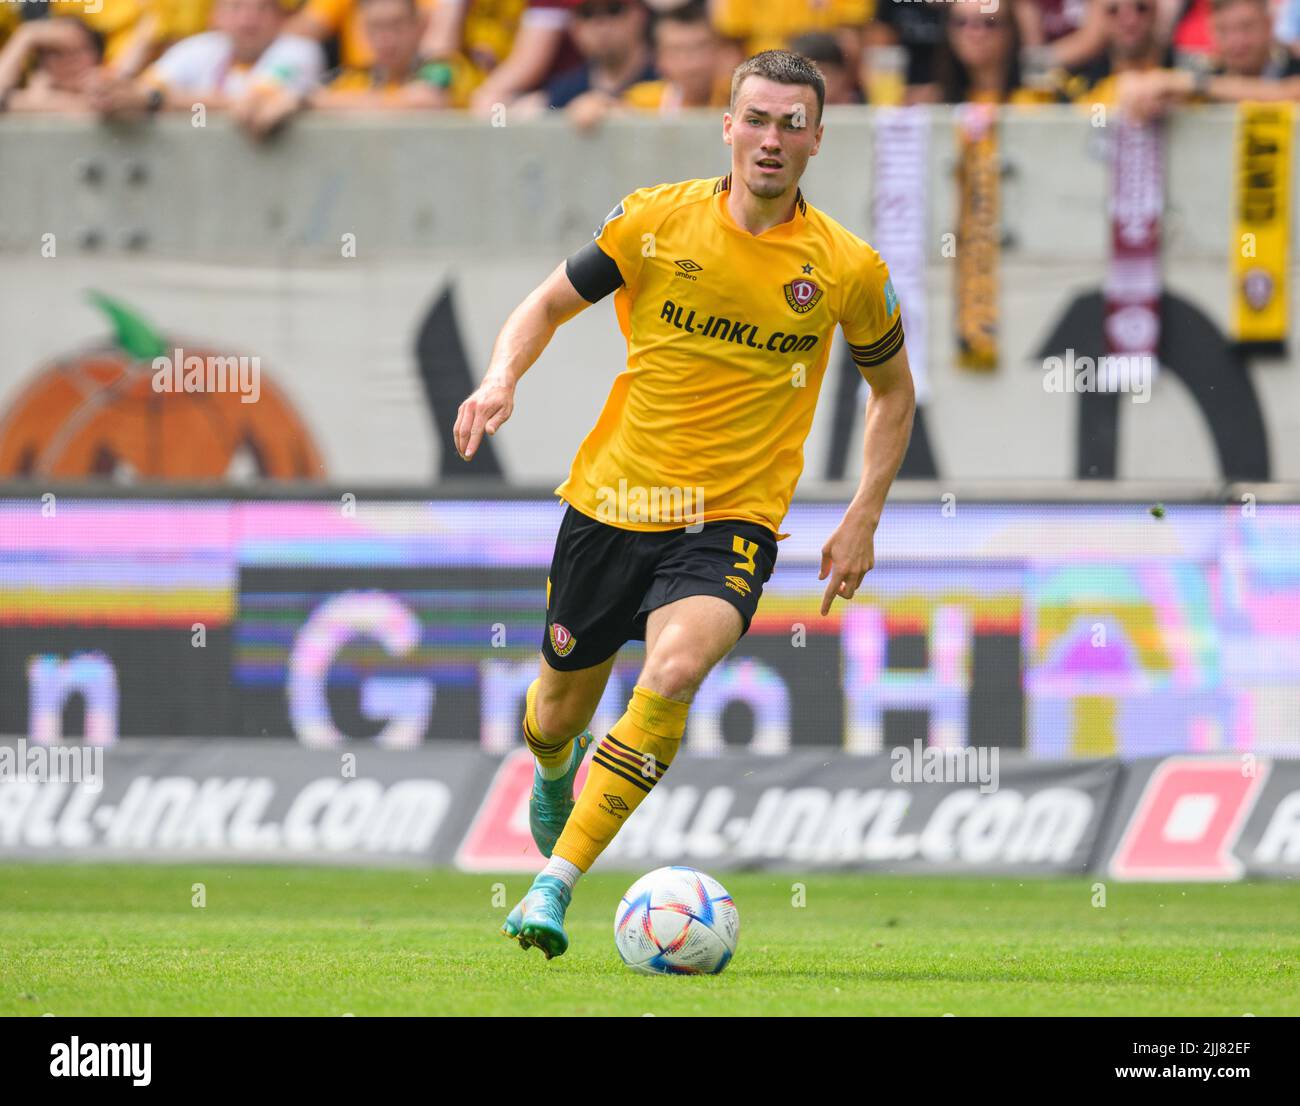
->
<box><xmin>2</xmin><ymin>863</ymin><xmax>1298</xmax><ymax>1016</ymax></box>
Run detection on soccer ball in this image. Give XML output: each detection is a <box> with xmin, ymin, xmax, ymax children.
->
<box><xmin>614</xmin><ymin>866</ymin><xmax>739</xmax><ymax>975</ymax></box>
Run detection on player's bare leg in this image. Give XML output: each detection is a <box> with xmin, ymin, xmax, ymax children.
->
<box><xmin>639</xmin><ymin>594</ymin><xmax>743</xmax><ymax>701</ymax></box>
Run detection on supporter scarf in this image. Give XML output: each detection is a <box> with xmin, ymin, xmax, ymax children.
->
<box><xmin>871</xmin><ymin>106</ymin><xmax>929</xmax><ymax>401</ymax></box>
<box><xmin>1232</xmin><ymin>102</ymin><xmax>1292</xmax><ymax>352</ymax></box>
<box><xmin>1103</xmin><ymin>119</ymin><xmax>1163</xmax><ymax>389</ymax></box>
<box><xmin>955</xmin><ymin>103</ymin><xmax>1000</xmax><ymax>370</ymax></box>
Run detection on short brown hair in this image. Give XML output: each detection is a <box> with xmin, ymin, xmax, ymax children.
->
<box><xmin>730</xmin><ymin>49</ymin><xmax>825</xmax><ymax>124</ymax></box>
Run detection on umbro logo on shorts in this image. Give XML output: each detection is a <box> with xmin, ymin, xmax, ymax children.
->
<box><xmin>724</xmin><ymin>574</ymin><xmax>752</xmax><ymax>597</ymax></box>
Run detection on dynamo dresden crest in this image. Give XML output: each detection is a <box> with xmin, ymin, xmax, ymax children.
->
<box><xmin>784</xmin><ymin>277</ymin><xmax>822</xmax><ymax>314</ymax></box>
<box><xmin>549</xmin><ymin>622</ymin><xmax>577</xmax><ymax>657</ymax></box>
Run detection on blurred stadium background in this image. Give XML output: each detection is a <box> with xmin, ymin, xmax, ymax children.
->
<box><xmin>2</xmin><ymin>0</ymin><xmax>1300</xmax><ymax>887</ymax></box>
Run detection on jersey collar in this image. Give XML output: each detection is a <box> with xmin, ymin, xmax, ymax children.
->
<box><xmin>712</xmin><ymin>174</ymin><xmax>808</xmax><ymax>241</ymax></box>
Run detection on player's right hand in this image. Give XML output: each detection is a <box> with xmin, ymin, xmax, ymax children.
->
<box><xmin>454</xmin><ymin>377</ymin><xmax>515</xmax><ymax>461</ymax></box>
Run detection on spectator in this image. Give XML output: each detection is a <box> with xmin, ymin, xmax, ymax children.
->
<box><xmin>935</xmin><ymin>0</ymin><xmax>1040</xmax><ymax>103</ymax></box>
<box><xmin>1119</xmin><ymin>0</ymin><xmax>1300</xmax><ymax>116</ymax></box>
<box><xmin>85</xmin><ymin>0</ymin><xmax>324</xmax><ymax>139</ymax></box>
<box><xmin>0</xmin><ymin>18</ymin><xmax>103</xmax><ymax>112</ymax></box>
<box><xmin>620</xmin><ymin>0</ymin><xmax>724</xmax><ymax>111</ymax></box>
<box><xmin>559</xmin><ymin>1</ymin><xmax>720</xmax><ymax>128</ymax></box>
<box><xmin>289</xmin><ymin>0</ymin><xmax>432</xmax><ymax>69</ymax></box>
<box><xmin>314</xmin><ymin>0</ymin><xmax>454</xmax><ymax>107</ymax></box>
<box><xmin>467</xmin><ymin>0</ymin><xmax>582</xmax><ymax>114</ymax></box>
<box><xmin>1211</xmin><ymin>0</ymin><xmax>1300</xmax><ymax>75</ymax></box>
<box><xmin>538</xmin><ymin>0</ymin><xmax>654</xmax><ymax>111</ymax></box>
<box><xmin>789</xmin><ymin>30</ymin><xmax>864</xmax><ymax>104</ymax></box>
<box><xmin>1064</xmin><ymin>0</ymin><xmax>1173</xmax><ymax>102</ymax></box>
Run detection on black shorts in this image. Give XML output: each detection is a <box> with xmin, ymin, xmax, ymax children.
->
<box><xmin>541</xmin><ymin>504</ymin><xmax>779</xmax><ymax>671</ymax></box>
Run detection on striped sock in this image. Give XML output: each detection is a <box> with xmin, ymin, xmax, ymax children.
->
<box><xmin>521</xmin><ymin>678</ymin><xmax>575</xmax><ymax>780</ymax></box>
<box><xmin>553</xmin><ymin>685</ymin><xmax>688</xmax><ymax>871</ymax></box>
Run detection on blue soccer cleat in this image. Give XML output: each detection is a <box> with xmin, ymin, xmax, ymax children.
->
<box><xmin>528</xmin><ymin>731</ymin><xmax>593</xmax><ymax>858</ymax></box>
<box><xmin>502</xmin><ymin>874</ymin><xmax>573</xmax><ymax>960</ymax></box>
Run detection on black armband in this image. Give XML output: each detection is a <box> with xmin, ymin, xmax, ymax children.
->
<box><xmin>565</xmin><ymin>240</ymin><xmax>624</xmax><ymax>304</ymax></box>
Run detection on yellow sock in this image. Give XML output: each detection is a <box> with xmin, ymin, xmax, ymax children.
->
<box><xmin>553</xmin><ymin>685</ymin><xmax>688</xmax><ymax>871</ymax></box>
<box><xmin>521</xmin><ymin>678</ymin><xmax>575</xmax><ymax>775</ymax></box>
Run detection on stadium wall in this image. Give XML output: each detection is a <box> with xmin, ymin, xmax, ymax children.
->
<box><xmin>2</xmin><ymin>108</ymin><xmax>1299</xmax><ymax>486</ymax></box>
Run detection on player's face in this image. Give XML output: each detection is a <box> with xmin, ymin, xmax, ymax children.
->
<box><xmin>724</xmin><ymin>76</ymin><xmax>823</xmax><ymax>201</ymax></box>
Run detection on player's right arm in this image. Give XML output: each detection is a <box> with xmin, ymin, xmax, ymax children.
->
<box><xmin>453</xmin><ymin>257</ymin><xmax>598</xmax><ymax>461</ymax></box>
<box><xmin>455</xmin><ymin>190</ymin><xmax>644</xmax><ymax>461</ymax></box>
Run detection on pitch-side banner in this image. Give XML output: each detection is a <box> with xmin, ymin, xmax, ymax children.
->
<box><xmin>0</xmin><ymin>739</ymin><xmax>488</xmax><ymax>866</ymax></box>
<box><xmin>6</xmin><ymin>741</ymin><xmax>1298</xmax><ymax>877</ymax></box>
<box><xmin>459</xmin><ymin>747</ymin><xmax>1121</xmax><ymax>875</ymax></box>
<box><xmin>0</xmin><ymin>740</ymin><xmax>1121</xmax><ymax>874</ymax></box>
<box><xmin>1101</xmin><ymin>755</ymin><xmax>1300</xmax><ymax>881</ymax></box>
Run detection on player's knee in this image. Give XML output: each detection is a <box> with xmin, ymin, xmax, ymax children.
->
<box><xmin>533</xmin><ymin>689</ymin><xmax>593</xmax><ymax>740</ymax></box>
<box><xmin>638</xmin><ymin>651</ymin><xmax>706</xmax><ymax>703</ymax></box>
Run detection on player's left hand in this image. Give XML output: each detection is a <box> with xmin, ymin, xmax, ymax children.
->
<box><xmin>818</xmin><ymin>518</ymin><xmax>876</xmax><ymax>615</ymax></box>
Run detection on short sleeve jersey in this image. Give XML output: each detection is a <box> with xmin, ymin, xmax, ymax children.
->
<box><xmin>555</xmin><ymin>175</ymin><xmax>903</xmax><ymax>538</ymax></box>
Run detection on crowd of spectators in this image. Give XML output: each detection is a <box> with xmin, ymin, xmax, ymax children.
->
<box><xmin>3</xmin><ymin>0</ymin><xmax>1300</xmax><ymax>135</ymax></box>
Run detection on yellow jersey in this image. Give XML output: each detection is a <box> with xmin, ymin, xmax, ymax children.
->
<box><xmin>555</xmin><ymin>175</ymin><xmax>903</xmax><ymax>539</ymax></box>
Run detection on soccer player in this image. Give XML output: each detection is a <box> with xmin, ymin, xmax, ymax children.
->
<box><xmin>453</xmin><ymin>49</ymin><xmax>916</xmax><ymax>960</ymax></box>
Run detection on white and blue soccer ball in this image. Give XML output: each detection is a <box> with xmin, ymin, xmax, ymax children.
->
<box><xmin>614</xmin><ymin>866</ymin><xmax>739</xmax><ymax>975</ymax></box>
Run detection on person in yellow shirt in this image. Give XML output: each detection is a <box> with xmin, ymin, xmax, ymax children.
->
<box><xmin>313</xmin><ymin>0</ymin><xmax>454</xmax><ymax>106</ymax></box>
<box><xmin>289</xmin><ymin>0</ymin><xmax>433</xmax><ymax>69</ymax></box>
<box><xmin>619</xmin><ymin>0</ymin><xmax>728</xmax><ymax>112</ymax></box>
<box><xmin>454</xmin><ymin>49</ymin><xmax>915</xmax><ymax>959</ymax></box>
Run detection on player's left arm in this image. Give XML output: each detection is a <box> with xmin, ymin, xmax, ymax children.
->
<box><xmin>819</xmin><ymin>344</ymin><xmax>915</xmax><ymax>616</ymax></box>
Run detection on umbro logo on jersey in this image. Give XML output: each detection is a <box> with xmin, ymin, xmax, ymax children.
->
<box><xmin>784</xmin><ymin>277</ymin><xmax>823</xmax><ymax>314</ymax></box>
<box><xmin>673</xmin><ymin>259</ymin><xmax>702</xmax><ymax>283</ymax></box>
